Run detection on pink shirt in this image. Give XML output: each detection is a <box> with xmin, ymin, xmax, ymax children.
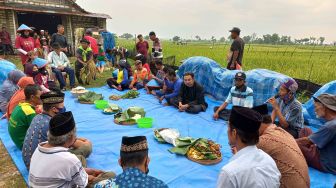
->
<box><xmin>84</xmin><ymin>35</ymin><xmax>98</xmax><ymax>55</ymax></box>
<box><xmin>15</xmin><ymin>36</ymin><xmax>36</xmax><ymax>65</ymax></box>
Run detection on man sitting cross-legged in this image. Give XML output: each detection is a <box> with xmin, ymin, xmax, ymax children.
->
<box><xmin>213</xmin><ymin>72</ymin><xmax>253</xmax><ymax>121</ymax></box>
<box><xmin>94</xmin><ymin>136</ymin><xmax>168</xmax><ymax>188</ymax></box>
<box><xmin>22</xmin><ymin>90</ymin><xmax>92</xmax><ymax>170</ymax></box>
<box><xmin>29</xmin><ymin>111</ymin><xmax>115</xmax><ymax>188</ymax></box>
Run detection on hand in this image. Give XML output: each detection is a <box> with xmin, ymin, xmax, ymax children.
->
<box><xmin>1</xmin><ymin>113</ymin><xmax>7</xmax><ymax>119</ymax></box>
<box><xmin>230</xmin><ymin>62</ymin><xmax>236</xmax><ymax>69</ymax></box>
<box><xmin>129</xmin><ymin>84</ymin><xmax>134</xmax><ymax>89</ymax></box>
<box><xmin>213</xmin><ymin>112</ymin><xmax>219</xmax><ymax>120</ymax></box>
<box><xmin>117</xmin><ymin>85</ymin><xmax>122</xmax><ymax>91</ymax></box>
<box><xmin>58</xmin><ymin>65</ymin><xmax>64</xmax><ymax>71</ymax></box>
<box><xmin>231</xmin><ymin>146</ymin><xmax>237</xmax><ymax>154</ymax></box>
<box><xmin>159</xmin><ymin>96</ymin><xmax>164</xmax><ymax>103</ymax></box>
<box><xmin>86</xmin><ymin>168</ymin><xmax>104</xmax><ymax>176</ymax></box>
<box><xmin>268</xmin><ymin>97</ymin><xmax>279</xmax><ymax>109</ymax></box>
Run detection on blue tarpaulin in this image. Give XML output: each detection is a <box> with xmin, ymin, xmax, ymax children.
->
<box><xmin>303</xmin><ymin>80</ymin><xmax>336</xmax><ymax>128</ymax></box>
<box><xmin>0</xmin><ymin>59</ymin><xmax>16</xmax><ymax>88</ymax></box>
<box><xmin>178</xmin><ymin>56</ymin><xmax>290</xmax><ymax>106</ymax></box>
<box><xmin>101</xmin><ymin>31</ymin><xmax>116</xmax><ymax>51</ymax></box>
<box><xmin>0</xmin><ymin>87</ymin><xmax>335</xmax><ymax>187</ymax></box>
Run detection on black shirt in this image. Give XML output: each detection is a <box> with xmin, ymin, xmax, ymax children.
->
<box><xmin>229</xmin><ymin>37</ymin><xmax>245</xmax><ymax>66</ymax></box>
<box><xmin>51</xmin><ymin>33</ymin><xmax>68</xmax><ymax>48</ymax></box>
<box><xmin>178</xmin><ymin>81</ymin><xmax>207</xmax><ymax>107</ymax></box>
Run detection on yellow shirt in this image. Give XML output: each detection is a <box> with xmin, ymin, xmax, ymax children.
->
<box><xmin>117</xmin><ymin>70</ymin><xmax>124</xmax><ymax>84</ymax></box>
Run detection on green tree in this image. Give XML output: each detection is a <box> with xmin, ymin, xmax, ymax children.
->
<box><xmin>120</xmin><ymin>33</ymin><xmax>133</xmax><ymax>40</ymax></box>
<box><xmin>242</xmin><ymin>35</ymin><xmax>251</xmax><ymax>43</ymax></box>
<box><xmin>219</xmin><ymin>37</ymin><xmax>226</xmax><ymax>42</ymax></box>
<box><xmin>144</xmin><ymin>35</ymin><xmax>150</xmax><ymax>40</ymax></box>
<box><xmin>173</xmin><ymin>36</ymin><xmax>181</xmax><ymax>42</ymax></box>
<box><xmin>195</xmin><ymin>35</ymin><xmax>201</xmax><ymax>41</ymax></box>
<box><xmin>319</xmin><ymin>37</ymin><xmax>325</xmax><ymax>45</ymax></box>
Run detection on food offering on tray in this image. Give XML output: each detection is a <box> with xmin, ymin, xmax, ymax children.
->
<box><xmin>103</xmin><ymin>104</ymin><xmax>122</xmax><ymax>115</ymax></box>
<box><xmin>71</xmin><ymin>86</ymin><xmax>89</xmax><ymax>98</ymax></box>
<box><xmin>153</xmin><ymin>128</ymin><xmax>180</xmax><ymax>145</ymax></box>
<box><xmin>114</xmin><ymin>107</ymin><xmax>145</xmax><ymax>125</ymax></box>
<box><xmin>109</xmin><ymin>90</ymin><xmax>140</xmax><ymax>101</ymax></box>
<box><xmin>78</xmin><ymin>91</ymin><xmax>103</xmax><ymax>104</ymax></box>
<box><xmin>186</xmin><ymin>139</ymin><xmax>222</xmax><ymax>165</ymax></box>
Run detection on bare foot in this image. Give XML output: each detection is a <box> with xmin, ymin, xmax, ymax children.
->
<box><xmin>163</xmin><ymin>103</ymin><xmax>170</xmax><ymax>106</ymax></box>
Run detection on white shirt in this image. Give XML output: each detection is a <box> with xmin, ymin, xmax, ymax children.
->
<box><xmin>217</xmin><ymin>145</ymin><xmax>280</xmax><ymax>188</ymax></box>
<box><xmin>29</xmin><ymin>142</ymin><xmax>88</xmax><ymax>188</ymax></box>
<box><xmin>47</xmin><ymin>51</ymin><xmax>70</xmax><ymax>68</ymax></box>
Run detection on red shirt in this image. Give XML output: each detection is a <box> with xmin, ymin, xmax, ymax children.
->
<box><xmin>15</xmin><ymin>36</ymin><xmax>36</xmax><ymax>65</ymax></box>
<box><xmin>136</xmin><ymin>41</ymin><xmax>149</xmax><ymax>56</ymax></box>
<box><xmin>0</xmin><ymin>31</ymin><xmax>11</xmax><ymax>44</ymax></box>
<box><xmin>84</xmin><ymin>35</ymin><xmax>98</xmax><ymax>55</ymax></box>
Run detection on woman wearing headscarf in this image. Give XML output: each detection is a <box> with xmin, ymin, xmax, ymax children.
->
<box><xmin>6</xmin><ymin>76</ymin><xmax>35</xmax><ymax>119</ymax></box>
<box><xmin>0</xmin><ymin>70</ymin><xmax>25</xmax><ymax>113</ymax></box>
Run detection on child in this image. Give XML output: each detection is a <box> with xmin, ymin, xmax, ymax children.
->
<box><xmin>129</xmin><ymin>60</ymin><xmax>149</xmax><ymax>90</ymax></box>
<box><xmin>32</xmin><ymin>58</ymin><xmax>50</xmax><ymax>93</ymax></box>
<box><xmin>106</xmin><ymin>60</ymin><xmax>130</xmax><ymax>91</ymax></box>
<box><xmin>96</xmin><ymin>44</ymin><xmax>106</xmax><ymax>73</ymax></box>
<box><xmin>75</xmin><ymin>38</ymin><xmax>94</xmax><ymax>85</ymax></box>
<box><xmin>41</xmin><ymin>37</ymin><xmax>49</xmax><ymax>60</ymax></box>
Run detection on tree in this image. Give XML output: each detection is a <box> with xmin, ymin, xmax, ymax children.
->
<box><xmin>319</xmin><ymin>37</ymin><xmax>325</xmax><ymax>45</ymax></box>
<box><xmin>242</xmin><ymin>35</ymin><xmax>251</xmax><ymax>43</ymax></box>
<box><xmin>262</xmin><ymin>34</ymin><xmax>272</xmax><ymax>44</ymax></box>
<box><xmin>173</xmin><ymin>36</ymin><xmax>181</xmax><ymax>42</ymax></box>
<box><xmin>251</xmin><ymin>33</ymin><xmax>257</xmax><ymax>42</ymax></box>
<box><xmin>144</xmin><ymin>35</ymin><xmax>149</xmax><ymax>40</ymax></box>
<box><xmin>120</xmin><ymin>33</ymin><xmax>133</xmax><ymax>40</ymax></box>
<box><xmin>219</xmin><ymin>37</ymin><xmax>226</xmax><ymax>42</ymax></box>
<box><xmin>211</xmin><ymin>36</ymin><xmax>216</xmax><ymax>42</ymax></box>
<box><xmin>271</xmin><ymin>33</ymin><xmax>280</xmax><ymax>44</ymax></box>
<box><xmin>195</xmin><ymin>35</ymin><xmax>201</xmax><ymax>41</ymax></box>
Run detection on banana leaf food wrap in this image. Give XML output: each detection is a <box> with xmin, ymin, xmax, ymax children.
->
<box><xmin>78</xmin><ymin>91</ymin><xmax>103</xmax><ymax>104</ymax></box>
<box><xmin>114</xmin><ymin>107</ymin><xmax>145</xmax><ymax>125</ymax></box>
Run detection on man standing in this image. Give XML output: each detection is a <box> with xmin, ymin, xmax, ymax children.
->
<box><xmin>0</xmin><ymin>26</ymin><xmax>14</xmax><ymax>55</ymax></box>
<box><xmin>217</xmin><ymin>106</ymin><xmax>280</xmax><ymax>188</ymax></box>
<box><xmin>227</xmin><ymin>27</ymin><xmax>244</xmax><ymax>70</ymax></box>
<box><xmin>51</xmin><ymin>24</ymin><xmax>68</xmax><ymax>52</ymax></box>
<box><xmin>29</xmin><ymin>111</ymin><xmax>114</xmax><ymax>187</ymax></box>
<box><xmin>94</xmin><ymin>136</ymin><xmax>168</xmax><ymax>188</ymax></box>
<box><xmin>296</xmin><ymin>94</ymin><xmax>336</xmax><ymax>175</ymax></box>
<box><xmin>136</xmin><ymin>34</ymin><xmax>149</xmax><ymax>63</ymax></box>
<box><xmin>268</xmin><ymin>79</ymin><xmax>304</xmax><ymax>138</ymax></box>
<box><xmin>253</xmin><ymin>104</ymin><xmax>310</xmax><ymax>188</ymax></box>
<box><xmin>48</xmin><ymin>43</ymin><xmax>75</xmax><ymax>90</ymax></box>
<box><xmin>8</xmin><ymin>84</ymin><xmax>42</xmax><ymax>149</ymax></box>
<box><xmin>213</xmin><ymin>72</ymin><xmax>253</xmax><ymax>120</ymax></box>
<box><xmin>173</xmin><ymin>72</ymin><xmax>208</xmax><ymax>114</ymax></box>
<box><xmin>84</xmin><ymin>29</ymin><xmax>98</xmax><ymax>60</ymax></box>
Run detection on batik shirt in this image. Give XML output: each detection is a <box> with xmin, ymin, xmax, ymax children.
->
<box><xmin>22</xmin><ymin>113</ymin><xmax>51</xmax><ymax>169</ymax></box>
<box><xmin>94</xmin><ymin>167</ymin><xmax>168</xmax><ymax>188</ymax></box>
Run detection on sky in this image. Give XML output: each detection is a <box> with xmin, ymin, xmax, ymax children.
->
<box><xmin>76</xmin><ymin>0</ymin><xmax>336</xmax><ymax>43</ymax></box>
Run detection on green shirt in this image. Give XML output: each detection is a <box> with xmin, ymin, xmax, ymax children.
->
<box><xmin>8</xmin><ymin>102</ymin><xmax>36</xmax><ymax>149</ymax></box>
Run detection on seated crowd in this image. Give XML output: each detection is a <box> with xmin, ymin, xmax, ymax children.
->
<box><xmin>0</xmin><ymin>30</ymin><xmax>335</xmax><ymax>188</ymax></box>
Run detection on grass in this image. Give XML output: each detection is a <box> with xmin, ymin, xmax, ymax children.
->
<box><xmin>0</xmin><ymin>40</ymin><xmax>335</xmax><ymax>186</ymax></box>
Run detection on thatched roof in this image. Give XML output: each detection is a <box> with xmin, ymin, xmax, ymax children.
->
<box><xmin>0</xmin><ymin>0</ymin><xmax>111</xmax><ymax>19</ymax></box>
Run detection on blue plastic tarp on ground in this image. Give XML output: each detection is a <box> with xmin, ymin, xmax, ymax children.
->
<box><xmin>0</xmin><ymin>86</ymin><xmax>335</xmax><ymax>187</ymax></box>
<box><xmin>178</xmin><ymin>56</ymin><xmax>290</xmax><ymax>106</ymax></box>
<box><xmin>0</xmin><ymin>59</ymin><xmax>16</xmax><ymax>88</ymax></box>
<box><xmin>303</xmin><ymin>80</ymin><xmax>336</xmax><ymax>128</ymax></box>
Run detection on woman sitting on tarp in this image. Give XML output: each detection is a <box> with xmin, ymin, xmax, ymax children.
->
<box><xmin>106</xmin><ymin>60</ymin><xmax>130</xmax><ymax>91</ymax></box>
<box><xmin>146</xmin><ymin>59</ymin><xmax>167</xmax><ymax>94</ymax></box>
<box><xmin>0</xmin><ymin>70</ymin><xmax>25</xmax><ymax>113</ymax></box>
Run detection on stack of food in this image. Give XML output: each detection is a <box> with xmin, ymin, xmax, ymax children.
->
<box><xmin>186</xmin><ymin>139</ymin><xmax>222</xmax><ymax>165</ymax></box>
<box><xmin>109</xmin><ymin>90</ymin><xmax>140</xmax><ymax>101</ymax></box>
<box><xmin>78</xmin><ymin>91</ymin><xmax>103</xmax><ymax>104</ymax></box>
<box><xmin>114</xmin><ymin>107</ymin><xmax>145</xmax><ymax>125</ymax></box>
<box><xmin>103</xmin><ymin>104</ymin><xmax>122</xmax><ymax>115</ymax></box>
<box><xmin>71</xmin><ymin>86</ymin><xmax>88</xmax><ymax>98</ymax></box>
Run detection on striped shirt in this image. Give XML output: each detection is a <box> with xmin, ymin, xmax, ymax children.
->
<box><xmin>29</xmin><ymin>142</ymin><xmax>88</xmax><ymax>188</ymax></box>
<box><xmin>278</xmin><ymin>98</ymin><xmax>304</xmax><ymax>130</ymax></box>
<box><xmin>225</xmin><ymin>86</ymin><xmax>253</xmax><ymax>108</ymax></box>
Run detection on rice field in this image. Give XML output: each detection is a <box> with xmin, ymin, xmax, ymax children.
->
<box><xmin>117</xmin><ymin>38</ymin><xmax>336</xmax><ymax>85</ymax></box>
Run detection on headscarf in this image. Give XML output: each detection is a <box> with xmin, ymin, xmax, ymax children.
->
<box><xmin>79</xmin><ymin>46</ymin><xmax>92</xmax><ymax>62</ymax></box>
<box><xmin>6</xmin><ymin>77</ymin><xmax>34</xmax><ymax>119</ymax></box>
<box><xmin>0</xmin><ymin>70</ymin><xmax>25</xmax><ymax>112</ymax></box>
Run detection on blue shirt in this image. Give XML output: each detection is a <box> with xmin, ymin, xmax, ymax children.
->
<box><xmin>164</xmin><ymin>78</ymin><xmax>183</xmax><ymax>99</ymax></box>
<box><xmin>278</xmin><ymin>98</ymin><xmax>304</xmax><ymax>130</ymax></box>
<box><xmin>309</xmin><ymin>118</ymin><xmax>336</xmax><ymax>174</ymax></box>
<box><xmin>94</xmin><ymin>167</ymin><xmax>168</xmax><ymax>188</ymax></box>
<box><xmin>22</xmin><ymin>113</ymin><xmax>51</xmax><ymax>169</ymax></box>
<box><xmin>225</xmin><ymin>86</ymin><xmax>253</xmax><ymax>108</ymax></box>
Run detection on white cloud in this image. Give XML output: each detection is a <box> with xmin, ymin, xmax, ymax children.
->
<box><xmin>76</xmin><ymin>0</ymin><xmax>336</xmax><ymax>43</ymax></box>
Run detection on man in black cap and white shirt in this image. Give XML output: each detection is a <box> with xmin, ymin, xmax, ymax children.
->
<box><xmin>217</xmin><ymin>106</ymin><xmax>280</xmax><ymax>188</ymax></box>
<box><xmin>29</xmin><ymin>111</ymin><xmax>115</xmax><ymax>188</ymax></box>
<box><xmin>227</xmin><ymin>27</ymin><xmax>244</xmax><ymax>70</ymax></box>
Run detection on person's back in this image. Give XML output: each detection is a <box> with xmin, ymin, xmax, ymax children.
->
<box><xmin>258</xmin><ymin>125</ymin><xmax>310</xmax><ymax>187</ymax></box>
<box><xmin>29</xmin><ymin>142</ymin><xmax>88</xmax><ymax>187</ymax></box>
<box><xmin>51</xmin><ymin>33</ymin><xmax>67</xmax><ymax>48</ymax></box>
<box><xmin>218</xmin><ymin>145</ymin><xmax>280</xmax><ymax>188</ymax></box>
<box><xmin>84</xmin><ymin>35</ymin><xmax>98</xmax><ymax>55</ymax></box>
